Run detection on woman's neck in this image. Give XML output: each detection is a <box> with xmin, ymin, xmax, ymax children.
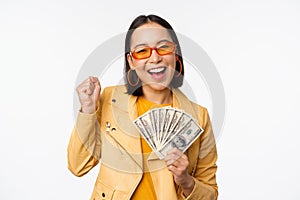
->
<box><xmin>141</xmin><ymin>87</ymin><xmax>173</xmax><ymax>105</ymax></box>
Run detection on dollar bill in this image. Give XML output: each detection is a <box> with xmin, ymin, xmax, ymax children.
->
<box><xmin>162</xmin><ymin>108</ymin><xmax>183</xmax><ymax>146</ymax></box>
<box><xmin>167</xmin><ymin>109</ymin><xmax>183</xmax><ymax>133</ymax></box>
<box><xmin>140</xmin><ymin>114</ymin><xmax>159</xmax><ymax>148</ymax></box>
<box><xmin>158</xmin><ymin>119</ymin><xmax>203</xmax><ymax>157</ymax></box>
<box><xmin>133</xmin><ymin>119</ymin><xmax>155</xmax><ymax>150</ymax></box>
<box><xmin>161</xmin><ymin>108</ymin><xmax>175</xmax><ymax>143</ymax></box>
<box><xmin>158</xmin><ymin>108</ymin><xmax>165</xmax><ymax>144</ymax></box>
<box><xmin>167</xmin><ymin>111</ymin><xmax>191</xmax><ymax>142</ymax></box>
<box><xmin>151</xmin><ymin>108</ymin><xmax>158</xmax><ymax>135</ymax></box>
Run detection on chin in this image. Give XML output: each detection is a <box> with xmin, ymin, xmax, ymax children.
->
<box><xmin>143</xmin><ymin>82</ymin><xmax>171</xmax><ymax>91</ymax></box>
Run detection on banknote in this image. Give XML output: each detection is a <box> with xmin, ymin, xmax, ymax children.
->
<box><xmin>158</xmin><ymin>119</ymin><xmax>203</xmax><ymax>158</ymax></box>
<box><xmin>133</xmin><ymin>118</ymin><xmax>156</xmax><ymax>150</ymax></box>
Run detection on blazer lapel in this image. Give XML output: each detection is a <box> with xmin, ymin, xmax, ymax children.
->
<box><xmin>172</xmin><ymin>88</ymin><xmax>198</xmax><ymax>120</ymax></box>
<box><xmin>101</xmin><ymin>85</ymin><xmax>143</xmax><ymax>173</ymax></box>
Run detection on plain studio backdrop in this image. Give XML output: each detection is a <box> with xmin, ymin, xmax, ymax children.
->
<box><xmin>0</xmin><ymin>0</ymin><xmax>299</xmax><ymax>199</ymax></box>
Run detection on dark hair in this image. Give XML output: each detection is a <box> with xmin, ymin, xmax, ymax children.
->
<box><xmin>124</xmin><ymin>14</ymin><xmax>184</xmax><ymax>96</ymax></box>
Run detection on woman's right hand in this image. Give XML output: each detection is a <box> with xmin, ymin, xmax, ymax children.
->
<box><xmin>76</xmin><ymin>76</ymin><xmax>101</xmax><ymax>114</ymax></box>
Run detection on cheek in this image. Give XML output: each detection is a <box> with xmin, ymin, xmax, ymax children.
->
<box><xmin>134</xmin><ymin>63</ymin><xmax>147</xmax><ymax>77</ymax></box>
<box><xmin>167</xmin><ymin>57</ymin><xmax>177</xmax><ymax>74</ymax></box>
<box><xmin>167</xmin><ymin>56</ymin><xmax>176</xmax><ymax>68</ymax></box>
<box><xmin>132</xmin><ymin>60</ymin><xmax>146</xmax><ymax>70</ymax></box>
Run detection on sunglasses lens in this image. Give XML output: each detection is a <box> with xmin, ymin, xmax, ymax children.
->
<box><xmin>132</xmin><ymin>47</ymin><xmax>151</xmax><ymax>59</ymax></box>
<box><xmin>157</xmin><ymin>43</ymin><xmax>175</xmax><ymax>55</ymax></box>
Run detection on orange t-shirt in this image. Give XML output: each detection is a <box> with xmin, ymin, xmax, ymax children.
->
<box><xmin>131</xmin><ymin>96</ymin><xmax>172</xmax><ymax>200</ymax></box>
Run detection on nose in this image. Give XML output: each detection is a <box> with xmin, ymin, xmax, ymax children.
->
<box><xmin>148</xmin><ymin>48</ymin><xmax>162</xmax><ymax>63</ymax></box>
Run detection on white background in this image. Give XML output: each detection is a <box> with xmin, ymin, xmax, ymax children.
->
<box><xmin>1</xmin><ymin>0</ymin><xmax>300</xmax><ymax>199</ymax></box>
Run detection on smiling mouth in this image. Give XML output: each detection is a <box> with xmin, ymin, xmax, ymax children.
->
<box><xmin>147</xmin><ymin>67</ymin><xmax>167</xmax><ymax>75</ymax></box>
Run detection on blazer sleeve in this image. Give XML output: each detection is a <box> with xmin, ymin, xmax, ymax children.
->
<box><xmin>178</xmin><ymin>107</ymin><xmax>218</xmax><ymax>200</ymax></box>
<box><xmin>67</xmin><ymin>91</ymin><xmax>103</xmax><ymax>177</ymax></box>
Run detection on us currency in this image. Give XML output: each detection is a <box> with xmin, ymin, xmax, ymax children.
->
<box><xmin>140</xmin><ymin>114</ymin><xmax>158</xmax><ymax>148</ymax></box>
<box><xmin>150</xmin><ymin>109</ymin><xmax>158</xmax><ymax>136</ymax></box>
<box><xmin>167</xmin><ymin>109</ymin><xmax>183</xmax><ymax>133</ymax></box>
<box><xmin>133</xmin><ymin>107</ymin><xmax>204</xmax><ymax>159</ymax></box>
<box><xmin>162</xmin><ymin>109</ymin><xmax>183</xmax><ymax>145</ymax></box>
<box><xmin>133</xmin><ymin>119</ymin><xmax>156</xmax><ymax>150</ymax></box>
<box><xmin>161</xmin><ymin>108</ymin><xmax>175</xmax><ymax>144</ymax></box>
<box><xmin>152</xmin><ymin>108</ymin><xmax>162</xmax><ymax>145</ymax></box>
<box><xmin>158</xmin><ymin>108</ymin><xmax>165</xmax><ymax>144</ymax></box>
<box><xmin>158</xmin><ymin>119</ymin><xmax>203</xmax><ymax>158</ymax></box>
<box><xmin>161</xmin><ymin>111</ymin><xmax>191</xmax><ymax>145</ymax></box>
<box><xmin>148</xmin><ymin>108</ymin><xmax>161</xmax><ymax>149</ymax></box>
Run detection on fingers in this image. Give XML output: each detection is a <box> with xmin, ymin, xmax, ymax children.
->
<box><xmin>164</xmin><ymin>148</ymin><xmax>189</xmax><ymax>171</ymax></box>
<box><xmin>167</xmin><ymin>164</ymin><xmax>184</xmax><ymax>177</ymax></box>
<box><xmin>93</xmin><ymin>82</ymin><xmax>101</xmax><ymax>105</ymax></box>
<box><xmin>89</xmin><ymin>76</ymin><xmax>100</xmax><ymax>84</ymax></box>
<box><xmin>167</xmin><ymin>155</ymin><xmax>189</xmax><ymax>172</ymax></box>
<box><xmin>164</xmin><ymin>148</ymin><xmax>190</xmax><ymax>188</ymax></box>
<box><xmin>77</xmin><ymin>76</ymin><xmax>101</xmax><ymax>96</ymax></box>
<box><xmin>164</xmin><ymin>148</ymin><xmax>185</xmax><ymax>166</ymax></box>
<box><xmin>76</xmin><ymin>76</ymin><xmax>101</xmax><ymax>114</ymax></box>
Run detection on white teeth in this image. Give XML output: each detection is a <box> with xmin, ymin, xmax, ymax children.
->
<box><xmin>148</xmin><ymin>67</ymin><xmax>165</xmax><ymax>73</ymax></box>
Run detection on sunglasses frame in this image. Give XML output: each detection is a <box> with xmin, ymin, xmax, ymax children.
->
<box><xmin>130</xmin><ymin>41</ymin><xmax>176</xmax><ymax>60</ymax></box>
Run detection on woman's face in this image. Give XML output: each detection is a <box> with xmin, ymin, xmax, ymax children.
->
<box><xmin>127</xmin><ymin>22</ymin><xmax>176</xmax><ymax>92</ymax></box>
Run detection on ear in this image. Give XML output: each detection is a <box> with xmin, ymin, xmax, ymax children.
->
<box><xmin>127</xmin><ymin>53</ymin><xmax>135</xmax><ymax>70</ymax></box>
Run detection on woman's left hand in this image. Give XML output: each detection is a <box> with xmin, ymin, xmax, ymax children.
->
<box><xmin>164</xmin><ymin>148</ymin><xmax>195</xmax><ymax>197</ymax></box>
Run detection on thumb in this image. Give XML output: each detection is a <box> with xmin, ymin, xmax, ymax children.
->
<box><xmin>93</xmin><ymin>84</ymin><xmax>101</xmax><ymax>105</ymax></box>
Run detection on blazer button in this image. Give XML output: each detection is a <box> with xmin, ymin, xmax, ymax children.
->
<box><xmin>101</xmin><ymin>192</ymin><xmax>105</xmax><ymax>199</ymax></box>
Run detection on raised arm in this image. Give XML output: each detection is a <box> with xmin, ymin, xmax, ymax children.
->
<box><xmin>67</xmin><ymin>76</ymin><xmax>102</xmax><ymax>177</ymax></box>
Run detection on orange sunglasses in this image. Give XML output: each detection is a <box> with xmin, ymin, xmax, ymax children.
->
<box><xmin>130</xmin><ymin>41</ymin><xmax>176</xmax><ymax>60</ymax></box>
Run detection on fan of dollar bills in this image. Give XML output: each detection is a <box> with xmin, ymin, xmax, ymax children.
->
<box><xmin>133</xmin><ymin>107</ymin><xmax>204</xmax><ymax>159</ymax></box>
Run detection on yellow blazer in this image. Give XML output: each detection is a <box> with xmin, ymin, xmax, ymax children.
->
<box><xmin>68</xmin><ymin>85</ymin><xmax>218</xmax><ymax>200</ymax></box>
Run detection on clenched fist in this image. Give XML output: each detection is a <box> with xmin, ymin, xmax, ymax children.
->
<box><xmin>76</xmin><ymin>76</ymin><xmax>101</xmax><ymax>114</ymax></box>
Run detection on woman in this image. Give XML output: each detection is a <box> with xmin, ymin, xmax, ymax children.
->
<box><xmin>68</xmin><ymin>14</ymin><xmax>218</xmax><ymax>200</ymax></box>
